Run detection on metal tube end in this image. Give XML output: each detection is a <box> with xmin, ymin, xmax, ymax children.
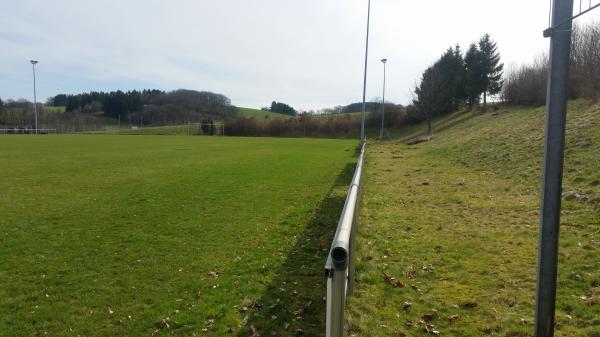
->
<box><xmin>332</xmin><ymin>247</ymin><xmax>348</xmax><ymax>270</ymax></box>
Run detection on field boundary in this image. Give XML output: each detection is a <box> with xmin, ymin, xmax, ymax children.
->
<box><xmin>324</xmin><ymin>143</ymin><xmax>365</xmax><ymax>337</ymax></box>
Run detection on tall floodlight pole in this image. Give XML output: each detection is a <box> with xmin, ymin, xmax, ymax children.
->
<box><xmin>30</xmin><ymin>60</ymin><xmax>39</xmax><ymax>134</ymax></box>
<box><xmin>360</xmin><ymin>0</ymin><xmax>371</xmax><ymax>144</ymax></box>
<box><xmin>379</xmin><ymin>58</ymin><xmax>387</xmax><ymax>140</ymax></box>
<box><xmin>534</xmin><ymin>0</ymin><xmax>573</xmax><ymax>336</ymax></box>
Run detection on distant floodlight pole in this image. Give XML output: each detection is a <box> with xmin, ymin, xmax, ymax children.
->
<box><xmin>30</xmin><ymin>60</ymin><xmax>39</xmax><ymax>134</ymax></box>
<box><xmin>360</xmin><ymin>0</ymin><xmax>371</xmax><ymax>144</ymax></box>
<box><xmin>534</xmin><ymin>0</ymin><xmax>574</xmax><ymax>336</ymax></box>
<box><xmin>379</xmin><ymin>58</ymin><xmax>387</xmax><ymax>140</ymax></box>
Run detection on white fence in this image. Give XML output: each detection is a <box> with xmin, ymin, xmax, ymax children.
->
<box><xmin>325</xmin><ymin>143</ymin><xmax>365</xmax><ymax>337</ymax></box>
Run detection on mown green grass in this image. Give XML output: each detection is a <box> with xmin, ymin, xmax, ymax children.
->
<box><xmin>348</xmin><ymin>100</ymin><xmax>599</xmax><ymax>336</ymax></box>
<box><xmin>0</xmin><ymin>135</ymin><xmax>357</xmax><ymax>336</ymax></box>
<box><xmin>236</xmin><ymin>107</ymin><xmax>289</xmax><ymax>119</ymax></box>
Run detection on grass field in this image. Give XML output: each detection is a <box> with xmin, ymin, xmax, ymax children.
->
<box><xmin>236</xmin><ymin>107</ymin><xmax>289</xmax><ymax>119</ymax></box>
<box><xmin>348</xmin><ymin>100</ymin><xmax>599</xmax><ymax>336</ymax></box>
<box><xmin>0</xmin><ymin>135</ymin><xmax>357</xmax><ymax>336</ymax></box>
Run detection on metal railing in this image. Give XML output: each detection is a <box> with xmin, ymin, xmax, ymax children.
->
<box><xmin>0</xmin><ymin>128</ymin><xmax>57</xmax><ymax>134</ymax></box>
<box><xmin>325</xmin><ymin>143</ymin><xmax>365</xmax><ymax>337</ymax></box>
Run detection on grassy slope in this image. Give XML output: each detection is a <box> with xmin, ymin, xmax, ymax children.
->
<box><xmin>237</xmin><ymin>107</ymin><xmax>289</xmax><ymax>119</ymax></box>
<box><xmin>0</xmin><ymin>135</ymin><xmax>357</xmax><ymax>336</ymax></box>
<box><xmin>348</xmin><ymin>100</ymin><xmax>599</xmax><ymax>336</ymax></box>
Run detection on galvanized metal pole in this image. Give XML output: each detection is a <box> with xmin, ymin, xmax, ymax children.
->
<box><xmin>360</xmin><ymin>0</ymin><xmax>371</xmax><ymax>144</ymax></box>
<box><xmin>31</xmin><ymin>61</ymin><xmax>38</xmax><ymax>134</ymax></box>
<box><xmin>380</xmin><ymin>59</ymin><xmax>387</xmax><ymax>140</ymax></box>
<box><xmin>534</xmin><ymin>0</ymin><xmax>573</xmax><ymax>336</ymax></box>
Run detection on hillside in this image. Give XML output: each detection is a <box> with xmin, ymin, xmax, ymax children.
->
<box><xmin>236</xmin><ymin>107</ymin><xmax>289</xmax><ymax>119</ymax></box>
<box><xmin>349</xmin><ymin>100</ymin><xmax>599</xmax><ymax>336</ymax></box>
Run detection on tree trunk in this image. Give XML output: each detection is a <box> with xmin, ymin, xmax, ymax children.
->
<box><xmin>427</xmin><ymin>117</ymin><xmax>432</xmax><ymax>135</ymax></box>
<box><xmin>483</xmin><ymin>91</ymin><xmax>487</xmax><ymax>112</ymax></box>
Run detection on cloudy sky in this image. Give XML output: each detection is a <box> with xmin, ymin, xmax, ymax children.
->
<box><xmin>1</xmin><ymin>0</ymin><xmax>599</xmax><ymax>110</ymax></box>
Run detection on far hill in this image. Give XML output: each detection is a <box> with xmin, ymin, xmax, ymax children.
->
<box><xmin>236</xmin><ymin>107</ymin><xmax>289</xmax><ymax>119</ymax></box>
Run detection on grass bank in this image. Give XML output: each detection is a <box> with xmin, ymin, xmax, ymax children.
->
<box><xmin>348</xmin><ymin>100</ymin><xmax>599</xmax><ymax>336</ymax></box>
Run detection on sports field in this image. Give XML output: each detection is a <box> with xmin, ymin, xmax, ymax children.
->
<box><xmin>0</xmin><ymin>135</ymin><xmax>357</xmax><ymax>336</ymax></box>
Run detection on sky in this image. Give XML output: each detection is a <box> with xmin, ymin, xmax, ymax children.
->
<box><xmin>1</xmin><ymin>0</ymin><xmax>599</xmax><ymax>111</ymax></box>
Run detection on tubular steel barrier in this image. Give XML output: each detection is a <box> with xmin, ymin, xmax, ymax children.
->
<box><xmin>325</xmin><ymin>143</ymin><xmax>365</xmax><ymax>337</ymax></box>
<box><xmin>0</xmin><ymin>128</ymin><xmax>57</xmax><ymax>134</ymax></box>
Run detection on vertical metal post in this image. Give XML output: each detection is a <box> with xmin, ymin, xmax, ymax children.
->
<box><xmin>31</xmin><ymin>61</ymin><xmax>38</xmax><ymax>134</ymax></box>
<box><xmin>360</xmin><ymin>0</ymin><xmax>371</xmax><ymax>144</ymax></box>
<box><xmin>380</xmin><ymin>59</ymin><xmax>387</xmax><ymax>140</ymax></box>
<box><xmin>330</xmin><ymin>270</ymin><xmax>346</xmax><ymax>337</ymax></box>
<box><xmin>534</xmin><ymin>1</ymin><xmax>573</xmax><ymax>336</ymax></box>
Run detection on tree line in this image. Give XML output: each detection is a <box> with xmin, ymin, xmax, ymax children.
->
<box><xmin>503</xmin><ymin>21</ymin><xmax>600</xmax><ymax>105</ymax></box>
<box><xmin>261</xmin><ymin>101</ymin><xmax>297</xmax><ymax>116</ymax></box>
<box><xmin>47</xmin><ymin>89</ymin><xmax>236</xmax><ymax>125</ymax></box>
<box><xmin>411</xmin><ymin>34</ymin><xmax>503</xmax><ymax>133</ymax></box>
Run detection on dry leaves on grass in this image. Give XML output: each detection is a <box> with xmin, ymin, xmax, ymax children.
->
<box><xmin>459</xmin><ymin>301</ymin><xmax>478</xmax><ymax>309</ymax></box>
<box><xmin>402</xmin><ymin>270</ymin><xmax>416</xmax><ymax>280</ymax></box>
<box><xmin>447</xmin><ymin>314</ymin><xmax>460</xmax><ymax>322</ymax></box>
<box><xmin>411</xmin><ymin>284</ymin><xmax>422</xmax><ymax>293</ymax></box>
<box><xmin>239</xmin><ymin>299</ymin><xmax>263</xmax><ymax>313</ymax></box>
<box><xmin>421</xmin><ymin>309</ymin><xmax>438</xmax><ymax>322</ymax></box>
<box><xmin>292</xmin><ymin>300</ymin><xmax>312</xmax><ymax>316</ymax></box>
<box><xmin>423</xmin><ymin>324</ymin><xmax>440</xmax><ymax>334</ymax></box>
<box><xmin>382</xmin><ymin>272</ymin><xmax>405</xmax><ymax>288</ymax></box>
<box><xmin>250</xmin><ymin>325</ymin><xmax>260</xmax><ymax>337</ymax></box>
<box><xmin>422</xmin><ymin>264</ymin><xmax>434</xmax><ymax>273</ymax></box>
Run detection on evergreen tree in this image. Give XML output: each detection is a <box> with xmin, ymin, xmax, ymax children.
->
<box><xmin>464</xmin><ymin>43</ymin><xmax>484</xmax><ymax>109</ymax></box>
<box><xmin>437</xmin><ymin>45</ymin><xmax>467</xmax><ymax>110</ymax></box>
<box><xmin>269</xmin><ymin>101</ymin><xmax>296</xmax><ymax>116</ymax></box>
<box><xmin>478</xmin><ymin>34</ymin><xmax>504</xmax><ymax>111</ymax></box>
<box><xmin>413</xmin><ymin>63</ymin><xmax>453</xmax><ymax>135</ymax></box>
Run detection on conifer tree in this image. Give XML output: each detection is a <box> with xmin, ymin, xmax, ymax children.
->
<box><xmin>464</xmin><ymin>43</ymin><xmax>484</xmax><ymax>109</ymax></box>
<box><xmin>478</xmin><ymin>34</ymin><xmax>504</xmax><ymax>111</ymax></box>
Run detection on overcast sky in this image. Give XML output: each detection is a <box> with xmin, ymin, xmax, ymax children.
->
<box><xmin>1</xmin><ymin>0</ymin><xmax>599</xmax><ymax>110</ymax></box>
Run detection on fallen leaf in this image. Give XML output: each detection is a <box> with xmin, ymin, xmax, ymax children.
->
<box><xmin>447</xmin><ymin>314</ymin><xmax>460</xmax><ymax>322</ymax></box>
<box><xmin>382</xmin><ymin>272</ymin><xmax>405</xmax><ymax>288</ymax></box>
<box><xmin>402</xmin><ymin>270</ymin><xmax>416</xmax><ymax>280</ymax></box>
<box><xmin>459</xmin><ymin>301</ymin><xmax>477</xmax><ymax>308</ymax></box>
<box><xmin>423</xmin><ymin>324</ymin><xmax>439</xmax><ymax>334</ymax></box>
<box><xmin>251</xmin><ymin>325</ymin><xmax>260</xmax><ymax>337</ymax></box>
<box><xmin>410</xmin><ymin>284</ymin><xmax>422</xmax><ymax>293</ymax></box>
<box><xmin>402</xmin><ymin>302</ymin><xmax>413</xmax><ymax>311</ymax></box>
<box><xmin>422</xmin><ymin>264</ymin><xmax>434</xmax><ymax>272</ymax></box>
